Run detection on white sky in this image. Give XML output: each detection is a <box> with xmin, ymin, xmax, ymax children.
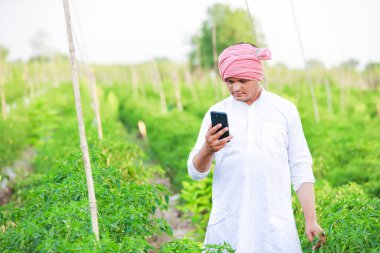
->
<box><xmin>0</xmin><ymin>0</ymin><xmax>379</xmax><ymax>68</ymax></box>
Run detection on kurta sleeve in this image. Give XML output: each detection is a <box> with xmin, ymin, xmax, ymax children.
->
<box><xmin>187</xmin><ymin>110</ymin><xmax>213</xmax><ymax>180</ymax></box>
<box><xmin>287</xmin><ymin>105</ymin><xmax>315</xmax><ymax>192</ymax></box>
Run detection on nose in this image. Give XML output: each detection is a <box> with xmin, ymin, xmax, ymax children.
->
<box><xmin>232</xmin><ymin>82</ymin><xmax>241</xmax><ymax>92</ymax></box>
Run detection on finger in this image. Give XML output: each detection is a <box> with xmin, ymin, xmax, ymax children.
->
<box><xmin>211</xmin><ymin>138</ymin><xmax>225</xmax><ymax>149</ymax></box>
<box><xmin>214</xmin><ymin>136</ymin><xmax>233</xmax><ymax>150</ymax></box>
<box><xmin>205</xmin><ymin>124</ymin><xmax>212</xmax><ymax>138</ymax></box>
<box><xmin>216</xmin><ymin>134</ymin><xmax>233</xmax><ymax>145</ymax></box>
<box><xmin>214</xmin><ymin>127</ymin><xmax>229</xmax><ymax>139</ymax></box>
<box><xmin>220</xmin><ymin>135</ymin><xmax>233</xmax><ymax>143</ymax></box>
<box><xmin>306</xmin><ymin>232</ymin><xmax>314</xmax><ymax>242</ymax></box>
<box><xmin>209</xmin><ymin>124</ymin><xmax>223</xmax><ymax>135</ymax></box>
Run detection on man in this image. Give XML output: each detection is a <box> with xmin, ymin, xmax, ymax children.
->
<box><xmin>187</xmin><ymin>43</ymin><xmax>325</xmax><ymax>252</ymax></box>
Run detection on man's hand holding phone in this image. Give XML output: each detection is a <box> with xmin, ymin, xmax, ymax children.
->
<box><xmin>192</xmin><ymin>112</ymin><xmax>233</xmax><ymax>173</ymax></box>
<box><xmin>204</xmin><ymin>124</ymin><xmax>233</xmax><ymax>154</ymax></box>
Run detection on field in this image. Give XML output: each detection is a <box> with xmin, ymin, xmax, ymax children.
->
<box><xmin>0</xmin><ymin>60</ymin><xmax>379</xmax><ymax>252</ymax></box>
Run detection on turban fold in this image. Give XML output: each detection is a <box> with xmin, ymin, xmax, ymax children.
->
<box><xmin>218</xmin><ymin>44</ymin><xmax>271</xmax><ymax>81</ymax></box>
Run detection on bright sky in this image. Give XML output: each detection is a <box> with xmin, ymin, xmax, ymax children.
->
<box><xmin>0</xmin><ymin>0</ymin><xmax>379</xmax><ymax>68</ymax></box>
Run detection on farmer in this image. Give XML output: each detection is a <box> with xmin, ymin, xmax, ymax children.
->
<box><xmin>187</xmin><ymin>43</ymin><xmax>325</xmax><ymax>252</ymax></box>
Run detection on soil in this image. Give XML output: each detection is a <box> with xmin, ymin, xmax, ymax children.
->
<box><xmin>0</xmin><ymin>147</ymin><xmax>36</xmax><ymax>205</ymax></box>
<box><xmin>148</xmin><ymin>176</ymin><xmax>196</xmax><ymax>251</ymax></box>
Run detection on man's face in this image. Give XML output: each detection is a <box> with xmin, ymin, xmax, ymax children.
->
<box><xmin>225</xmin><ymin>77</ymin><xmax>261</xmax><ymax>105</ymax></box>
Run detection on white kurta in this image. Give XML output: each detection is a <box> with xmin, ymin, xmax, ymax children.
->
<box><xmin>187</xmin><ymin>87</ymin><xmax>315</xmax><ymax>253</ymax></box>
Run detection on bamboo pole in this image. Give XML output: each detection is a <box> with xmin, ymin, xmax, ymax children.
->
<box><xmin>0</xmin><ymin>66</ymin><xmax>6</xmax><ymax>120</ymax></box>
<box><xmin>138</xmin><ymin>120</ymin><xmax>148</xmax><ymax>141</ymax></box>
<box><xmin>288</xmin><ymin>0</ymin><xmax>319</xmax><ymax>122</ymax></box>
<box><xmin>308</xmin><ymin>79</ymin><xmax>319</xmax><ymax>121</ymax></box>
<box><xmin>86</xmin><ymin>66</ymin><xmax>103</xmax><ymax>140</ymax></box>
<box><xmin>62</xmin><ymin>0</ymin><xmax>99</xmax><ymax>241</ymax></box>
<box><xmin>22</xmin><ymin>64</ymin><xmax>32</xmax><ymax>106</ymax></box>
<box><xmin>130</xmin><ymin>66</ymin><xmax>139</xmax><ymax>97</ymax></box>
<box><xmin>211</xmin><ymin>20</ymin><xmax>220</xmax><ymax>101</ymax></box>
<box><xmin>152</xmin><ymin>61</ymin><xmax>167</xmax><ymax>114</ymax></box>
<box><xmin>149</xmin><ymin>64</ymin><xmax>159</xmax><ymax>94</ymax></box>
<box><xmin>244</xmin><ymin>0</ymin><xmax>258</xmax><ymax>41</ymax></box>
<box><xmin>196</xmin><ymin>34</ymin><xmax>203</xmax><ymax>72</ymax></box>
<box><xmin>171</xmin><ymin>70</ymin><xmax>183</xmax><ymax>112</ymax></box>
<box><xmin>324</xmin><ymin>78</ymin><xmax>332</xmax><ymax>114</ymax></box>
<box><xmin>211</xmin><ymin>20</ymin><xmax>218</xmax><ymax>75</ymax></box>
<box><xmin>244</xmin><ymin>0</ymin><xmax>271</xmax><ymax>90</ymax></box>
<box><xmin>346</xmin><ymin>75</ymin><xmax>351</xmax><ymax>111</ymax></box>
<box><xmin>340</xmin><ymin>71</ymin><xmax>346</xmax><ymax>113</ymax></box>
<box><xmin>184</xmin><ymin>68</ymin><xmax>198</xmax><ymax>102</ymax></box>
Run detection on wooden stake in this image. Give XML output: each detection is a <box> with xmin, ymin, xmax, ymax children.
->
<box><xmin>340</xmin><ymin>71</ymin><xmax>346</xmax><ymax>113</ymax></box>
<box><xmin>211</xmin><ymin>20</ymin><xmax>218</xmax><ymax>76</ymax></box>
<box><xmin>86</xmin><ymin>66</ymin><xmax>103</xmax><ymax>140</ymax></box>
<box><xmin>62</xmin><ymin>0</ymin><xmax>99</xmax><ymax>241</ymax></box>
<box><xmin>149</xmin><ymin>64</ymin><xmax>159</xmax><ymax>94</ymax></box>
<box><xmin>130</xmin><ymin>66</ymin><xmax>139</xmax><ymax>97</ymax></box>
<box><xmin>184</xmin><ymin>68</ymin><xmax>198</xmax><ymax>102</ymax></box>
<box><xmin>171</xmin><ymin>70</ymin><xmax>183</xmax><ymax>112</ymax></box>
<box><xmin>0</xmin><ymin>78</ymin><xmax>6</xmax><ymax>120</ymax></box>
<box><xmin>289</xmin><ymin>0</ymin><xmax>319</xmax><ymax>122</ymax></box>
<box><xmin>324</xmin><ymin>78</ymin><xmax>332</xmax><ymax>114</ymax></box>
<box><xmin>0</xmin><ymin>62</ymin><xmax>6</xmax><ymax>120</ymax></box>
<box><xmin>244</xmin><ymin>0</ymin><xmax>258</xmax><ymax>40</ymax></box>
<box><xmin>152</xmin><ymin>61</ymin><xmax>167</xmax><ymax>114</ymax></box>
<box><xmin>211</xmin><ymin>20</ymin><xmax>220</xmax><ymax>102</ymax></box>
<box><xmin>196</xmin><ymin>35</ymin><xmax>203</xmax><ymax>72</ymax></box>
<box><xmin>309</xmin><ymin>79</ymin><xmax>319</xmax><ymax>122</ymax></box>
<box><xmin>137</xmin><ymin>120</ymin><xmax>148</xmax><ymax>141</ymax></box>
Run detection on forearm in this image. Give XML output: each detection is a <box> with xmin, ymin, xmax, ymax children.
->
<box><xmin>192</xmin><ymin>145</ymin><xmax>214</xmax><ymax>173</ymax></box>
<box><xmin>296</xmin><ymin>182</ymin><xmax>317</xmax><ymax>222</ymax></box>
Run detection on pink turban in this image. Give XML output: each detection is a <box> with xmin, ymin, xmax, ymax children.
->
<box><xmin>218</xmin><ymin>44</ymin><xmax>272</xmax><ymax>81</ymax></box>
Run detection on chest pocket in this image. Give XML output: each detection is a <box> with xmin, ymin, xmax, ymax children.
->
<box><xmin>260</xmin><ymin>122</ymin><xmax>288</xmax><ymax>156</ymax></box>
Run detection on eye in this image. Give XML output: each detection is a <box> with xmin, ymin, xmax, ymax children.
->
<box><xmin>240</xmin><ymin>79</ymin><xmax>248</xmax><ymax>84</ymax></box>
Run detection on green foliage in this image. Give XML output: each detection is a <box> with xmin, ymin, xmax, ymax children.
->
<box><xmin>293</xmin><ymin>181</ymin><xmax>380</xmax><ymax>252</ymax></box>
<box><xmin>189</xmin><ymin>4</ymin><xmax>258</xmax><ymax>69</ymax></box>
<box><xmin>364</xmin><ymin>62</ymin><xmax>380</xmax><ymax>89</ymax></box>
<box><xmin>178</xmin><ymin>177</ymin><xmax>213</xmax><ymax>240</ymax></box>
<box><xmin>180</xmin><ymin>178</ymin><xmax>380</xmax><ymax>252</ymax></box>
<box><xmin>0</xmin><ymin>86</ymin><xmax>172</xmax><ymax>252</ymax></box>
<box><xmin>159</xmin><ymin>238</ymin><xmax>203</xmax><ymax>252</ymax></box>
<box><xmin>117</xmin><ymin>89</ymin><xmax>201</xmax><ymax>190</ymax></box>
<box><xmin>113</xmin><ymin>70</ymin><xmax>380</xmax><ymax>252</ymax></box>
<box><xmin>291</xmin><ymin>85</ymin><xmax>380</xmax><ymax>196</ymax></box>
<box><xmin>2</xmin><ymin>59</ymin><xmax>380</xmax><ymax>252</ymax></box>
<box><xmin>159</xmin><ymin>238</ymin><xmax>235</xmax><ymax>253</ymax></box>
<box><xmin>0</xmin><ymin>117</ymin><xmax>29</xmax><ymax>170</ymax></box>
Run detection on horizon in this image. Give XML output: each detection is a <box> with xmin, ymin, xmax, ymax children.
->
<box><xmin>1</xmin><ymin>0</ymin><xmax>379</xmax><ymax>69</ymax></box>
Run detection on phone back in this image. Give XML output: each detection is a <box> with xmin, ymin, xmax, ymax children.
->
<box><xmin>210</xmin><ymin>111</ymin><xmax>230</xmax><ymax>140</ymax></box>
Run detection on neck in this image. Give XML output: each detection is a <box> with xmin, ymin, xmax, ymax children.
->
<box><xmin>245</xmin><ymin>86</ymin><xmax>262</xmax><ymax>105</ymax></box>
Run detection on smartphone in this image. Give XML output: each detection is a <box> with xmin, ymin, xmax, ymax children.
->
<box><xmin>210</xmin><ymin>111</ymin><xmax>230</xmax><ymax>140</ymax></box>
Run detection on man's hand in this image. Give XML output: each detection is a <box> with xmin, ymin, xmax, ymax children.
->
<box><xmin>204</xmin><ymin>124</ymin><xmax>233</xmax><ymax>154</ymax></box>
<box><xmin>192</xmin><ymin>124</ymin><xmax>233</xmax><ymax>174</ymax></box>
<box><xmin>305</xmin><ymin>220</ymin><xmax>326</xmax><ymax>250</ymax></box>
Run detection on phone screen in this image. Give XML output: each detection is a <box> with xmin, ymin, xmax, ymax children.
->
<box><xmin>210</xmin><ymin>111</ymin><xmax>230</xmax><ymax>140</ymax></box>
